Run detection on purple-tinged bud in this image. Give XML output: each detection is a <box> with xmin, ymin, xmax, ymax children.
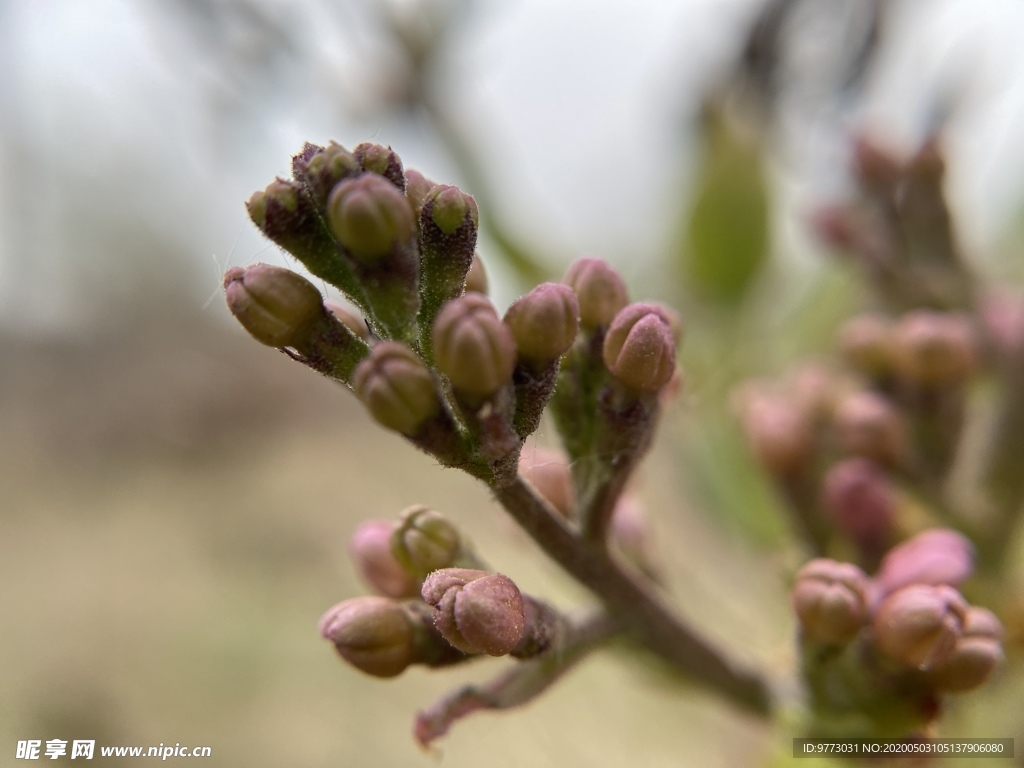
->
<box><xmin>504</xmin><ymin>283</ymin><xmax>579</xmax><ymax>365</ymax></box>
<box><xmin>403</xmin><ymin>169</ymin><xmax>435</xmax><ymax>216</ymax></box>
<box><xmin>930</xmin><ymin>607</ymin><xmax>1004</xmax><ymax>692</ymax></box>
<box><xmin>324</xmin><ymin>302</ymin><xmax>369</xmax><ymax>340</ymax></box>
<box><xmin>304</xmin><ymin>142</ymin><xmax>360</xmax><ymax>185</ymax></box>
<box><xmin>433</xmin><ymin>294</ymin><xmax>517</xmax><ymax>397</ymax></box>
<box><xmin>871</xmin><ymin>584</ymin><xmax>967</xmax><ymax>670</ymax></box>
<box><xmin>833</xmin><ymin>391</ymin><xmax>907</xmax><ymax>466</ymax></box>
<box><xmin>465</xmin><ymin>252</ymin><xmax>488</xmax><ymax>295</ymax></box>
<box><xmin>875</xmin><ymin>528</ymin><xmax>974</xmax><ymax>598</ymax></box>
<box><xmin>246</xmin><ymin>179</ymin><xmax>299</xmax><ymax>231</ymax></box>
<box><xmin>602</xmin><ymin>303</ymin><xmax>677</xmax><ymax>393</ymax></box>
<box><xmin>349</xmin><ymin>520</ymin><xmax>419</xmax><ymax>598</ymax></box>
<box><xmin>840</xmin><ymin>314</ymin><xmax>897</xmax><ymax>378</ymax></box>
<box><xmin>822</xmin><ymin>459</ymin><xmax>895</xmax><ymax>551</ymax></box>
<box><xmin>327</xmin><ymin>174</ymin><xmax>415</xmax><ymax>265</ymax></box>
<box><xmin>893</xmin><ymin>311</ymin><xmax>976</xmax><ymax>386</ymax></box>
<box><xmin>352</xmin><ymin>342</ymin><xmax>441</xmax><ymax>434</ymax></box>
<box><xmin>427</xmin><ymin>185</ymin><xmax>479</xmax><ymax>235</ymax></box>
<box><xmin>353</xmin><ymin>142</ymin><xmax>405</xmax><ymax>190</ymax></box>
<box><xmin>564</xmin><ymin>257</ymin><xmax>629</xmax><ymax>330</ymax></box>
<box><xmin>223</xmin><ymin>264</ymin><xmax>324</xmax><ymax>348</ymax></box>
<box><xmin>421</xmin><ymin>569</ymin><xmax>525</xmax><ymax>656</ymax></box>
<box><xmin>518</xmin><ymin>447</ymin><xmax>574</xmax><ymax>518</ymax></box>
<box><xmin>390</xmin><ymin>505</ymin><xmax>462</xmax><ymax>580</ymax></box>
<box><xmin>736</xmin><ymin>391</ymin><xmax>813</xmax><ymax>476</ymax></box>
<box><xmin>319</xmin><ymin>596</ymin><xmax>417</xmax><ymax>678</ymax></box>
<box><xmin>792</xmin><ymin>559</ymin><xmax>870</xmax><ymax>645</ymax></box>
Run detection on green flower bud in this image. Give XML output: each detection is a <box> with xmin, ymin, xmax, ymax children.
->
<box><xmin>433</xmin><ymin>294</ymin><xmax>517</xmax><ymax>397</ymax></box>
<box><xmin>893</xmin><ymin>311</ymin><xmax>976</xmax><ymax>386</ymax></box>
<box><xmin>349</xmin><ymin>520</ymin><xmax>419</xmax><ymax>598</ymax></box>
<box><xmin>352</xmin><ymin>342</ymin><xmax>441</xmax><ymax>434</ymax></box>
<box><xmin>421</xmin><ymin>568</ymin><xmax>525</xmax><ymax>656</ymax></box>
<box><xmin>930</xmin><ymin>607</ymin><xmax>1004</xmax><ymax>693</ymax></box>
<box><xmin>602</xmin><ymin>303</ymin><xmax>677</xmax><ymax>393</ymax></box>
<box><xmin>833</xmin><ymin>391</ymin><xmax>907</xmax><ymax>466</ymax></box>
<box><xmin>503</xmin><ymin>283</ymin><xmax>579</xmax><ymax>365</ymax></box>
<box><xmin>792</xmin><ymin>559</ymin><xmax>870</xmax><ymax>645</ymax></box>
<box><xmin>391</xmin><ymin>505</ymin><xmax>462</xmax><ymax>580</ymax></box>
<box><xmin>246</xmin><ymin>179</ymin><xmax>299</xmax><ymax>231</ymax></box>
<box><xmin>319</xmin><ymin>596</ymin><xmax>417</xmax><ymax>678</ymax></box>
<box><xmin>223</xmin><ymin>263</ymin><xmax>324</xmax><ymax>348</ymax></box>
<box><xmin>465</xmin><ymin>252</ymin><xmax>489</xmax><ymax>295</ymax></box>
<box><xmin>327</xmin><ymin>174</ymin><xmax>415</xmax><ymax>265</ymax></box>
<box><xmin>563</xmin><ymin>257</ymin><xmax>628</xmax><ymax>330</ymax></box>
<box><xmin>427</xmin><ymin>185</ymin><xmax>479</xmax><ymax>235</ymax></box>
<box><xmin>871</xmin><ymin>584</ymin><xmax>967</xmax><ymax>670</ymax></box>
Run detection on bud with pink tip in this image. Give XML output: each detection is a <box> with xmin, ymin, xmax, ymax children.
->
<box><xmin>602</xmin><ymin>303</ymin><xmax>677</xmax><ymax>394</ymax></box>
<box><xmin>833</xmin><ymin>391</ymin><xmax>907</xmax><ymax>466</ymax></box>
<box><xmin>224</xmin><ymin>264</ymin><xmax>325</xmax><ymax>348</ymax></box>
<box><xmin>871</xmin><ymin>584</ymin><xmax>967</xmax><ymax>670</ymax></box>
<box><xmin>327</xmin><ymin>174</ymin><xmax>415</xmax><ymax>265</ymax></box>
<box><xmin>874</xmin><ymin>528</ymin><xmax>974</xmax><ymax>598</ymax></box>
<box><xmin>319</xmin><ymin>596</ymin><xmax>418</xmax><ymax>678</ymax></box>
<box><xmin>930</xmin><ymin>606</ymin><xmax>1005</xmax><ymax>692</ymax></box>
<box><xmin>349</xmin><ymin>520</ymin><xmax>419</xmax><ymax>598</ymax></box>
<box><xmin>564</xmin><ymin>257</ymin><xmax>629</xmax><ymax>330</ymax></box>
<box><xmin>390</xmin><ymin>505</ymin><xmax>463</xmax><ymax>580</ymax></box>
<box><xmin>792</xmin><ymin>559</ymin><xmax>870</xmax><ymax>645</ymax></box>
<box><xmin>421</xmin><ymin>569</ymin><xmax>526</xmax><ymax>656</ymax></box>
<box><xmin>822</xmin><ymin>458</ymin><xmax>895</xmax><ymax>552</ymax></box>
<box><xmin>433</xmin><ymin>294</ymin><xmax>517</xmax><ymax>398</ymax></box>
<box><xmin>504</xmin><ymin>283</ymin><xmax>580</xmax><ymax>366</ymax></box>
<box><xmin>352</xmin><ymin>342</ymin><xmax>441</xmax><ymax>434</ymax></box>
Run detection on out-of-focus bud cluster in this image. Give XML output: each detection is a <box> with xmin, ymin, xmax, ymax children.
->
<box><xmin>791</xmin><ymin>529</ymin><xmax>1004</xmax><ymax>729</ymax></box>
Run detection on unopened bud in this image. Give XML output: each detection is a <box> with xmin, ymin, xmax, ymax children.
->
<box><xmin>352</xmin><ymin>342</ymin><xmax>441</xmax><ymax>434</ymax></box>
<box><xmin>564</xmin><ymin>257</ymin><xmax>628</xmax><ymax>330</ymax></box>
<box><xmin>602</xmin><ymin>303</ymin><xmax>677</xmax><ymax>393</ymax></box>
<box><xmin>833</xmin><ymin>391</ymin><xmax>907</xmax><ymax>465</ymax></box>
<box><xmin>427</xmin><ymin>185</ymin><xmax>479</xmax><ymax>235</ymax></box>
<box><xmin>421</xmin><ymin>569</ymin><xmax>525</xmax><ymax>656</ymax></box>
<box><xmin>327</xmin><ymin>174</ymin><xmax>415</xmax><ymax>264</ymax></box>
<box><xmin>504</xmin><ymin>283</ymin><xmax>579</xmax><ymax>365</ymax></box>
<box><xmin>391</xmin><ymin>505</ymin><xmax>462</xmax><ymax>579</ymax></box>
<box><xmin>519</xmin><ymin>447</ymin><xmax>574</xmax><ymax>517</ymax></box>
<box><xmin>737</xmin><ymin>391</ymin><xmax>813</xmax><ymax>475</ymax></box>
<box><xmin>349</xmin><ymin>520</ymin><xmax>419</xmax><ymax>598</ymax></box>
<box><xmin>325</xmin><ymin>302</ymin><xmax>370</xmax><ymax>340</ymax></box>
<box><xmin>403</xmin><ymin>169</ymin><xmax>435</xmax><ymax>216</ymax></box>
<box><xmin>792</xmin><ymin>559</ymin><xmax>870</xmax><ymax>645</ymax></box>
<box><xmin>223</xmin><ymin>264</ymin><xmax>324</xmax><ymax>348</ymax></box>
<box><xmin>871</xmin><ymin>584</ymin><xmax>967</xmax><ymax>670</ymax></box>
<box><xmin>465</xmin><ymin>252</ymin><xmax>488</xmax><ymax>295</ymax></box>
<box><xmin>930</xmin><ymin>607</ymin><xmax>1004</xmax><ymax>692</ymax></box>
<box><xmin>433</xmin><ymin>294</ymin><xmax>517</xmax><ymax>397</ymax></box>
<box><xmin>246</xmin><ymin>179</ymin><xmax>299</xmax><ymax>231</ymax></box>
<box><xmin>353</xmin><ymin>142</ymin><xmax>405</xmax><ymax>190</ymax></box>
<box><xmin>822</xmin><ymin>459</ymin><xmax>895</xmax><ymax>550</ymax></box>
<box><xmin>875</xmin><ymin>528</ymin><xmax>974</xmax><ymax>598</ymax></box>
<box><xmin>840</xmin><ymin>314</ymin><xmax>897</xmax><ymax>378</ymax></box>
<box><xmin>893</xmin><ymin>311</ymin><xmax>976</xmax><ymax>386</ymax></box>
<box><xmin>319</xmin><ymin>596</ymin><xmax>417</xmax><ymax>678</ymax></box>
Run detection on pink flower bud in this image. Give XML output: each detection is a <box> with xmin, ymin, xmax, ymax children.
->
<box><xmin>324</xmin><ymin>302</ymin><xmax>369</xmax><ymax>339</ymax></box>
<box><xmin>421</xmin><ymin>569</ymin><xmax>526</xmax><ymax>656</ymax></box>
<box><xmin>833</xmin><ymin>391</ymin><xmax>907</xmax><ymax>466</ymax></box>
<box><xmin>403</xmin><ymin>169</ymin><xmax>436</xmax><ymax>216</ymax></box>
<box><xmin>432</xmin><ymin>294</ymin><xmax>517</xmax><ymax>397</ymax></box>
<box><xmin>319</xmin><ymin>596</ymin><xmax>417</xmax><ymax>678</ymax></box>
<box><xmin>792</xmin><ymin>559</ymin><xmax>870</xmax><ymax>645</ymax></box>
<box><xmin>874</xmin><ymin>528</ymin><xmax>974</xmax><ymax>598</ymax></box>
<box><xmin>840</xmin><ymin>314</ymin><xmax>897</xmax><ymax>378</ymax></box>
<box><xmin>737</xmin><ymin>391</ymin><xmax>813</xmax><ymax>476</ymax></box>
<box><xmin>563</xmin><ymin>257</ymin><xmax>628</xmax><ymax>330</ymax></box>
<box><xmin>822</xmin><ymin>459</ymin><xmax>895</xmax><ymax>550</ymax></box>
<box><xmin>893</xmin><ymin>311</ymin><xmax>976</xmax><ymax>386</ymax></box>
<box><xmin>504</xmin><ymin>283</ymin><xmax>580</xmax><ymax>365</ymax></box>
<box><xmin>602</xmin><ymin>303</ymin><xmax>677</xmax><ymax>393</ymax></box>
<box><xmin>349</xmin><ymin>520</ymin><xmax>419</xmax><ymax>598</ymax></box>
<box><xmin>871</xmin><ymin>584</ymin><xmax>967</xmax><ymax>670</ymax></box>
<box><xmin>930</xmin><ymin>607</ymin><xmax>1005</xmax><ymax>693</ymax></box>
<box><xmin>519</xmin><ymin>447</ymin><xmax>575</xmax><ymax>518</ymax></box>
<box><xmin>327</xmin><ymin>174</ymin><xmax>415</xmax><ymax>265</ymax></box>
<box><xmin>390</xmin><ymin>505</ymin><xmax>462</xmax><ymax>580</ymax></box>
<box><xmin>223</xmin><ymin>263</ymin><xmax>324</xmax><ymax>348</ymax></box>
<box><xmin>352</xmin><ymin>342</ymin><xmax>441</xmax><ymax>434</ymax></box>
<box><xmin>426</xmin><ymin>184</ymin><xmax>479</xmax><ymax>235</ymax></box>
<box><xmin>465</xmin><ymin>252</ymin><xmax>489</xmax><ymax>295</ymax></box>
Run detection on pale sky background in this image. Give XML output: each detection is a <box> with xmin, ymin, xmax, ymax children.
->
<box><xmin>3</xmin><ymin>0</ymin><xmax>1024</xmax><ymax>332</ymax></box>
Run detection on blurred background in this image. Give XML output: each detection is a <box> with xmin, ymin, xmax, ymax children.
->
<box><xmin>3</xmin><ymin>1</ymin><xmax>1024</xmax><ymax>765</ymax></box>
